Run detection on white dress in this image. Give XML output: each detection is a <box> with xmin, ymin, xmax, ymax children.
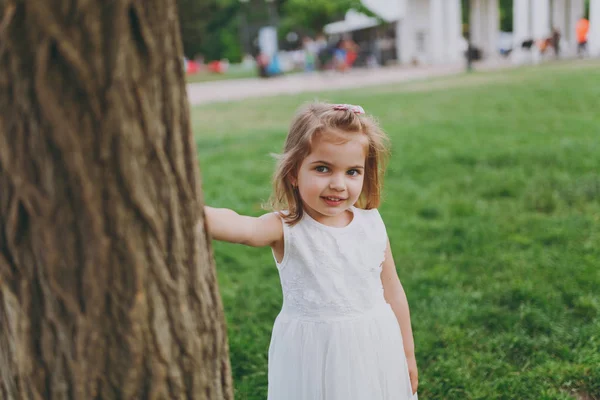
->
<box><xmin>268</xmin><ymin>207</ymin><xmax>417</xmax><ymax>400</ymax></box>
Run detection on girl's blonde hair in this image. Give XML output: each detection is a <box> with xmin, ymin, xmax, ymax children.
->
<box><xmin>270</xmin><ymin>102</ymin><xmax>390</xmax><ymax>225</ymax></box>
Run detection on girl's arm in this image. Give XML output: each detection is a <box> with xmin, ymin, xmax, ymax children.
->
<box><xmin>381</xmin><ymin>238</ymin><xmax>418</xmax><ymax>394</ymax></box>
<box><xmin>203</xmin><ymin>206</ymin><xmax>283</xmax><ymax>247</ymax></box>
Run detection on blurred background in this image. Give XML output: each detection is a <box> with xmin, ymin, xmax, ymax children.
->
<box><xmin>180</xmin><ymin>0</ymin><xmax>596</xmax><ymax>81</ymax></box>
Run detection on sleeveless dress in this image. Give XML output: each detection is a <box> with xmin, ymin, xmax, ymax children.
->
<box><xmin>268</xmin><ymin>207</ymin><xmax>417</xmax><ymax>400</ymax></box>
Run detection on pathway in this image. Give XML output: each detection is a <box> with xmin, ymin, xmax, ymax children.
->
<box><xmin>186</xmin><ymin>60</ymin><xmax>514</xmax><ymax>105</ymax></box>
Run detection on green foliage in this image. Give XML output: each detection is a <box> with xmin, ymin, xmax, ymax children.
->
<box><xmin>177</xmin><ymin>0</ymin><xmax>527</xmax><ymax>61</ymax></box>
<box><xmin>499</xmin><ymin>0</ymin><xmax>513</xmax><ymax>32</ymax></box>
<box><xmin>178</xmin><ymin>0</ymin><xmax>370</xmax><ymax>60</ymax></box>
<box><xmin>464</xmin><ymin>0</ymin><xmax>513</xmax><ymax>31</ymax></box>
<box><xmin>193</xmin><ymin>62</ymin><xmax>600</xmax><ymax>399</ymax></box>
<box><xmin>280</xmin><ymin>0</ymin><xmax>363</xmax><ymax>34</ymax></box>
<box><xmin>178</xmin><ymin>0</ymin><xmax>241</xmax><ymax>61</ymax></box>
<box><xmin>585</xmin><ymin>0</ymin><xmax>590</xmax><ymax>18</ymax></box>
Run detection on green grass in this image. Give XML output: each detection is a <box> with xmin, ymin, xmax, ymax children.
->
<box><xmin>185</xmin><ymin>66</ymin><xmax>304</xmax><ymax>84</ymax></box>
<box><xmin>185</xmin><ymin>67</ymin><xmax>257</xmax><ymax>83</ymax></box>
<box><xmin>192</xmin><ymin>60</ymin><xmax>600</xmax><ymax>400</ymax></box>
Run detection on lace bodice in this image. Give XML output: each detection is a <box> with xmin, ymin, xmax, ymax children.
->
<box><xmin>273</xmin><ymin>207</ymin><xmax>388</xmax><ymax>320</ymax></box>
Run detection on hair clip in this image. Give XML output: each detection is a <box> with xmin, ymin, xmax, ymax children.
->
<box><xmin>333</xmin><ymin>104</ymin><xmax>365</xmax><ymax>115</ymax></box>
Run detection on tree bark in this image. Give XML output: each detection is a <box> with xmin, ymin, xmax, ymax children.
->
<box><xmin>0</xmin><ymin>0</ymin><xmax>232</xmax><ymax>399</ymax></box>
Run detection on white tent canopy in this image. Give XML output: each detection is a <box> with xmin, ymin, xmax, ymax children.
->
<box><xmin>323</xmin><ymin>0</ymin><xmax>403</xmax><ymax>35</ymax></box>
<box><xmin>361</xmin><ymin>0</ymin><xmax>402</xmax><ymax>22</ymax></box>
<box><xmin>324</xmin><ymin>9</ymin><xmax>380</xmax><ymax>35</ymax></box>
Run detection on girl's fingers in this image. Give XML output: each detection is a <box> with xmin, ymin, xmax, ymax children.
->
<box><xmin>410</xmin><ymin>370</ymin><xmax>419</xmax><ymax>394</ymax></box>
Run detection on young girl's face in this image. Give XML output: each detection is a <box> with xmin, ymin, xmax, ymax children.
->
<box><xmin>294</xmin><ymin>131</ymin><xmax>368</xmax><ymax>224</ymax></box>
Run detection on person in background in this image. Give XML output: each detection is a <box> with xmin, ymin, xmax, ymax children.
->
<box><xmin>302</xmin><ymin>36</ymin><xmax>317</xmax><ymax>72</ymax></box>
<box><xmin>256</xmin><ymin>52</ymin><xmax>270</xmax><ymax>78</ymax></box>
<box><xmin>551</xmin><ymin>28</ymin><xmax>561</xmax><ymax>59</ymax></box>
<box><xmin>314</xmin><ymin>34</ymin><xmax>328</xmax><ymax>70</ymax></box>
<box><xmin>576</xmin><ymin>16</ymin><xmax>589</xmax><ymax>57</ymax></box>
<box><xmin>333</xmin><ymin>39</ymin><xmax>348</xmax><ymax>72</ymax></box>
<box><xmin>343</xmin><ymin>37</ymin><xmax>359</xmax><ymax>69</ymax></box>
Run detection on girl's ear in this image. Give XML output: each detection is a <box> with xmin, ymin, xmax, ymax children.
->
<box><xmin>288</xmin><ymin>174</ymin><xmax>297</xmax><ymax>187</ymax></box>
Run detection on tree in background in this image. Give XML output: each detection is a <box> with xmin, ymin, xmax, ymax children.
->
<box><xmin>178</xmin><ymin>0</ymin><xmax>366</xmax><ymax>62</ymax></box>
<box><xmin>0</xmin><ymin>0</ymin><xmax>232</xmax><ymax>398</ymax></box>
<box><xmin>179</xmin><ymin>0</ymin><xmax>243</xmax><ymax>62</ymax></box>
<box><xmin>462</xmin><ymin>0</ymin><xmax>513</xmax><ymax>31</ymax></box>
<box><xmin>499</xmin><ymin>0</ymin><xmax>513</xmax><ymax>32</ymax></box>
<box><xmin>279</xmin><ymin>0</ymin><xmax>364</xmax><ymax>37</ymax></box>
<box><xmin>585</xmin><ymin>0</ymin><xmax>590</xmax><ymax>18</ymax></box>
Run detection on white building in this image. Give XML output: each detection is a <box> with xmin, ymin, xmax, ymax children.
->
<box><xmin>324</xmin><ymin>0</ymin><xmax>464</xmax><ymax>65</ymax></box>
<box><xmin>465</xmin><ymin>0</ymin><xmax>600</xmax><ymax>62</ymax></box>
<box><xmin>587</xmin><ymin>0</ymin><xmax>600</xmax><ymax>56</ymax></box>
<box><xmin>396</xmin><ymin>0</ymin><xmax>463</xmax><ymax>64</ymax></box>
<box><xmin>513</xmin><ymin>0</ymin><xmax>582</xmax><ymax>62</ymax></box>
<box><xmin>324</xmin><ymin>0</ymin><xmax>600</xmax><ymax>66</ymax></box>
<box><xmin>323</xmin><ymin>2</ymin><xmax>402</xmax><ymax>66</ymax></box>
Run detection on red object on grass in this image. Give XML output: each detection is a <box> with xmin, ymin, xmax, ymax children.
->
<box><xmin>346</xmin><ymin>51</ymin><xmax>357</xmax><ymax>67</ymax></box>
<box><xmin>186</xmin><ymin>61</ymin><xmax>200</xmax><ymax>74</ymax></box>
<box><xmin>208</xmin><ymin>60</ymin><xmax>225</xmax><ymax>74</ymax></box>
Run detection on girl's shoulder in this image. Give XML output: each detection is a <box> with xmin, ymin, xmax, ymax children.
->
<box><xmin>354</xmin><ymin>207</ymin><xmax>384</xmax><ymax>222</ymax></box>
<box><xmin>354</xmin><ymin>207</ymin><xmax>387</xmax><ymax>234</ymax></box>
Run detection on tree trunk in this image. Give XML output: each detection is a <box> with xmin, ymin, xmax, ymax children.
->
<box><xmin>0</xmin><ymin>1</ymin><xmax>233</xmax><ymax>399</ymax></box>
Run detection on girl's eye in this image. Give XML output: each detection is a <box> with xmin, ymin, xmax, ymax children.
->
<box><xmin>315</xmin><ymin>166</ymin><xmax>329</xmax><ymax>173</ymax></box>
<box><xmin>347</xmin><ymin>169</ymin><xmax>361</xmax><ymax>176</ymax></box>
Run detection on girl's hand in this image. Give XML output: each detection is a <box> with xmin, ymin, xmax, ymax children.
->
<box><xmin>406</xmin><ymin>353</ymin><xmax>418</xmax><ymax>395</ymax></box>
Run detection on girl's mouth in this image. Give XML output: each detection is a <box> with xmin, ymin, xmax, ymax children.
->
<box><xmin>322</xmin><ymin>196</ymin><xmax>346</xmax><ymax>206</ymax></box>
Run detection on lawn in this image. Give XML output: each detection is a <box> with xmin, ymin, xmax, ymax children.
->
<box><xmin>185</xmin><ymin>66</ymin><xmax>303</xmax><ymax>84</ymax></box>
<box><xmin>192</xmin><ymin>61</ymin><xmax>600</xmax><ymax>400</ymax></box>
<box><xmin>185</xmin><ymin>67</ymin><xmax>258</xmax><ymax>84</ymax></box>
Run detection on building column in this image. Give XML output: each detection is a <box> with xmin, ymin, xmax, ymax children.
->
<box><xmin>552</xmin><ymin>0</ymin><xmax>569</xmax><ymax>56</ymax></box>
<box><xmin>471</xmin><ymin>0</ymin><xmax>500</xmax><ymax>59</ymax></box>
<box><xmin>513</xmin><ymin>0</ymin><xmax>532</xmax><ymax>63</ymax></box>
<box><xmin>590</xmin><ymin>0</ymin><xmax>600</xmax><ymax>57</ymax></box>
<box><xmin>445</xmin><ymin>0</ymin><xmax>464</xmax><ymax>62</ymax></box>
<box><xmin>396</xmin><ymin>21</ymin><xmax>405</xmax><ymax>64</ymax></box>
<box><xmin>429</xmin><ymin>0</ymin><xmax>445</xmax><ymax>63</ymax></box>
<box><xmin>486</xmin><ymin>0</ymin><xmax>500</xmax><ymax>58</ymax></box>
<box><xmin>398</xmin><ymin>0</ymin><xmax>413</xmax><ymax>64</ymax></box>
<box><xmin>398</xmin><ymin>0</ymin><xmax>464</xmax><ymax>65</ymax></box>
<box><xmin>569</xmin><ymin>0</ymin><xmax>586</xmax><ymax>24</ymax></box>
<box><xmin>470</xmin><ymin>0</ymin><xmax>484</xmax><ymax>52</ymax></box>
<box><xmin>567</xmin><ymin>0</ymin><xmax>586</xmax><ymax>54</ymax></box>
<box><xmin>532</xmin><ymin>0</ymin><xmax>551</xmax><ymax>62</ymax></box>
<box><xmin>552</xmin><ymin>0</ymin><xmax>567</xmax><ymax>37</ymax></box>
<box><xmin>532</xmin><ymin>0</ymin><xmax>551</xmax><ymax>39</ymax></box>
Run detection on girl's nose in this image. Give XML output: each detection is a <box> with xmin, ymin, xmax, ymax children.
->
<box><xmin>329</xmin><ymin>176</ymin><xmax>346</xmax><ymax>191</ymax></box>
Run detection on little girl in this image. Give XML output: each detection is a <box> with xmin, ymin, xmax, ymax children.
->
<box><xmin>205</xmin><ymin>102</ymin><xmax>418</xmax><ymax>400</ymax></box>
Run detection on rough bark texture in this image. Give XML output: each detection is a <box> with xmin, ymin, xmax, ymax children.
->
<box><xmin>0</xmin><ymin>0</ymin><xmax>233</xmax><ymax>399</ymax></box>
